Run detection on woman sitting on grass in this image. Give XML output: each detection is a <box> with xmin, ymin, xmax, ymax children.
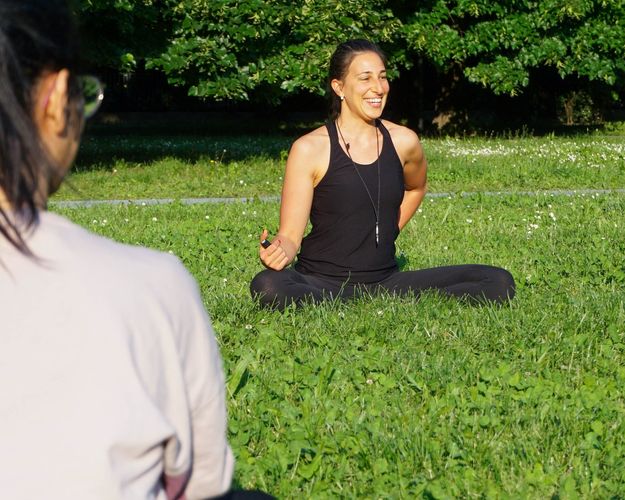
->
<box><xmin>251</xmin><ymin>39</ymin><xmax>515</xmax><ymax>310</ymax></box>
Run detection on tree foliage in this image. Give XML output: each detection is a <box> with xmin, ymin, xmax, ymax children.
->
<box><xmin>77</xmin><ymin>0</ymin><xmax>625</xmax><ymax>117</ymax></box>
<box><xmin>403</xmin><ymin>0</ymin><xmax>625</xmax><ymax>96</ymax></box>
<box><xmin>146</xmin><ymin>0</ymin><xmax>401</xmax><ymax>101</ymax></box>
<box><xmin>76</xmin><ymin>0</ymin><xmax>169</xmax><ymax>75</ymax></box>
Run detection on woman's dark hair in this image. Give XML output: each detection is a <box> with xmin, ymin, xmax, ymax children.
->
<box><xmin>0</xmin><ymin>0</ymin><xmax>80</xmax><ymax>255</ymax></box>
<box><xmin>328</xmin><ymin>39</ymin><xmax>387</xmax><ymax>120</ymax></box>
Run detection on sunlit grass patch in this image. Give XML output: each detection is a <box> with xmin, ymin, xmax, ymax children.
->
<box><xmin>52</xmin><ymin>192</ymin><xmax>625</xmax><ymax>497</ymax></box>
<box><xmin>424</xmin><ymin>135</ymin><xmax>625</xmax><ymax>192</ymax></box>
<box><xmin>52</xmin><ymin>133</ymin><xmax>625</xmax><ymax>201</ymax></box>
<box><xmin>60</xmin><ymin>155</ymin><xmax>284</xmax><ymax>201</ymax></box>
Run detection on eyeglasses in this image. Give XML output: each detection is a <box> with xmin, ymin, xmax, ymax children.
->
<box><xmin>77</xmin><ymin>75</ymin><xmax>104</xmax><ymax>119</ymax></box>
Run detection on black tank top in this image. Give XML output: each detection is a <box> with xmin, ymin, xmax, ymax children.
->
<box><xmin>295</xmin><ymin>120</ymin><xmax>405</xmax><ymax>283</ymax></box>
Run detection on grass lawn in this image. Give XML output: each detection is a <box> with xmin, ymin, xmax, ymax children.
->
<box><xmin>50</xmin><ymin>128</ymin><xmax>625</xmax><ymax>497</ymax></box>
<box><xmin>53</xmin><ymin>128</ymin><xmax>625</xmax><ymax>200</ymax></box>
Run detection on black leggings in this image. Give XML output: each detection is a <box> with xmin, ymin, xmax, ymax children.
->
<box><xmin>250</xmin><ymin>264</ymin><xmax>515</xmax><ymax>310</ymax></box>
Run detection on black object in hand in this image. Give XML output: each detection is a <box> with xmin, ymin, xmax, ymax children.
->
<box><xmin>261</xmin><ymin>239</ymin><xmax>271</xmax><ymax>249</ymax></box>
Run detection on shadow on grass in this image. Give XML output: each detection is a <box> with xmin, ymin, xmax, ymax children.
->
<box><xmin>75</xmin><ymin>111</ymin><xmax>625</xmax><ymax>172</ymax></box>
<box><xmin>74</xmin><ymin>111</ymin><xmax>324</xmax><ymax>172</ymax></box>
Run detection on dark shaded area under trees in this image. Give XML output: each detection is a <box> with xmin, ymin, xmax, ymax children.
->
<box><xmin>76</xmin><ymin>0</ymin><xmax>625</xmax><ymax>135</ymax></box>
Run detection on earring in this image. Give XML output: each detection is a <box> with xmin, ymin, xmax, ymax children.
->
<box><xmin>340</xmin><ymin>95</ymin><xmax>345</xmax><ymax>101</ymax></box>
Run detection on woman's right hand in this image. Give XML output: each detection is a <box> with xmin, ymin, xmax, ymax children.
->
<box><xmin>259</xmin><ymin>229</ymin><xmax>291</xmax><ymax>271</ymax></box>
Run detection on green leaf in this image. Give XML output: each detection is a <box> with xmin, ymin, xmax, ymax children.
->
<box><xmin>297</xmin><ymin>453</ymin><xmax>323</xmax><ymax>479</ymax></box>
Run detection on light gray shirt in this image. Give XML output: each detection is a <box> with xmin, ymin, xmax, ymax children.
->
<box><xmin>0</xmin><ymin>211</ymin><xmax>234</xmax><ymax>499</ymax></box>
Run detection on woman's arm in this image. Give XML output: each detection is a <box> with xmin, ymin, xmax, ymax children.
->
<box><xmin>259</xmin><ymin>131</ymin><xmax>326</xmax><ymax>270</ymax></box>
<box><xmin>388</xmin><ymin>124</ymin><xmax>428</xmax><ymax>230</ymax></box>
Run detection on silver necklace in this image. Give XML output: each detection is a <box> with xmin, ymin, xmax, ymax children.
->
<box><xmin>336</xmin><ymin>120</ymin><xmax>381</xmax><ymax>246</ymax></box>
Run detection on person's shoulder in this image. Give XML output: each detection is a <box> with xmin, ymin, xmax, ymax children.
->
<box><xmin>290</xmin><ymin>124</ymin><xmax>330</xmax><ymax>155</ymax></box>
<box><xmin>381</xmin><ymin>119</ymin><xmax>425</xmax><ymax>162</ymax></box>
<box><xmin>286</xmin><ymin>125</ymin><xmax>331</xmax><ymax>178</ymax></box>
<box><xmin>381</xmin><ymin>119</ymin><xmax>421</xmax><ymax>145</ymax></box>
<box><xmin>42</xmin><ymin>211</ymin><xmax>191</xmax><ymax>287</ymax></box>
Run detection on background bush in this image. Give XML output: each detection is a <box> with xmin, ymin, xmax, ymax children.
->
<box><xmin>77</xmin><ymin>0</ymin><xmax>625</xmax><ymax>131</ymax></box>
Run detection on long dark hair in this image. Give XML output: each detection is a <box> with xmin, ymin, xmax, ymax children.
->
<box><xmin>0</xmin><ymin>0</ymin><xmax>80</xmax><ymax>255</ymax></box>
<box><xmin>327</xmin><ymin>39</ymin><xmax>387</xmax><ymax>120</ymax></box>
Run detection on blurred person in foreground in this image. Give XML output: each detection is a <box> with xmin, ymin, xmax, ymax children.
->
<box><xmin>251</xmin><ymin>39</ymin><xmax>515</xmax><ymax>311</ymax></box>
<box><xmin>0</xmin><ymin>1</ymin><xmax>270</xmax><ymax>498</ymax></box>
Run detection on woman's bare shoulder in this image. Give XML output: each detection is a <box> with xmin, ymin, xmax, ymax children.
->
<box><xmin>285</xmin><ymin>124</ymin><xmax>331</xmax><ymax>182</ymax></box>
<box><xmin>381</xmin><ymin>119</ymin><xmax>425</xmax><ymax>165</ymax></box>
<box><xmin>381</xmin><ymin>119</ymin><xmax>420</xmax><ymax>145</ymax></box>
<box><xmin>290</xmin><ymin>124</ymin><xmax>330</xmax><ymax>154</ymax></box>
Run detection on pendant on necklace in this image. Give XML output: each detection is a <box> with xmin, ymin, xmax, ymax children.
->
<box><xmin>335</xmin><ymin>120</ymin><xmax>381</xmax><ymax>248</ymax></box>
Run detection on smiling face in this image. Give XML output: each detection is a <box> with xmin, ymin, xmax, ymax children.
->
<box><xmin>332</xmin><ymin>51</ymin><xmax>389</xmax><ymax>123</ymax></box>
